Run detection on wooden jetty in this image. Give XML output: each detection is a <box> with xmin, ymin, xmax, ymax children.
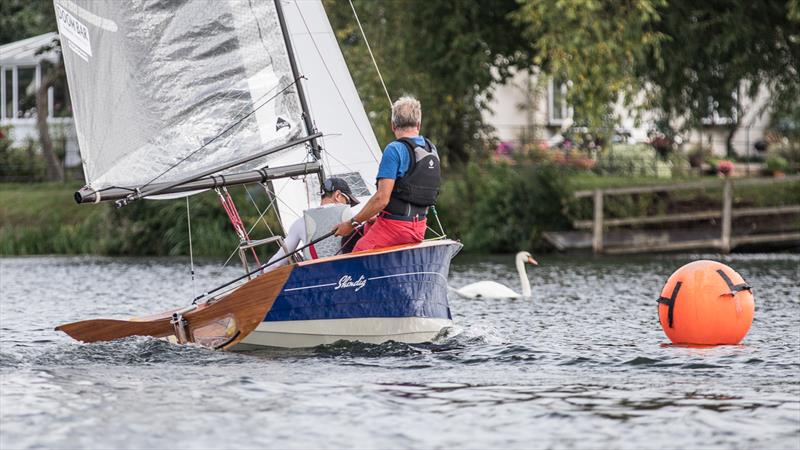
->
<box><xmin>543</xmin><ymin>175</ymin><xmax>800</xmax><ymax>254</ymax></box>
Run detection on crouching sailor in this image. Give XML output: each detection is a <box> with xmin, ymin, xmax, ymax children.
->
<box><xmin>334</xmin><ymin>96</ymin><xmax>441</xmax><ymax>251</ymax></box>
<box><xmin>268</xmin><ymin>177</ymin><xmax>359</xmax><ymax>267</ymax></box>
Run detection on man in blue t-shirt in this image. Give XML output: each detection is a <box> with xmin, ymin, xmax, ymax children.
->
<box><xmin>334</xmin><ymin>96</ymin><xmax>436</xmax><ymax>251</ymax></box>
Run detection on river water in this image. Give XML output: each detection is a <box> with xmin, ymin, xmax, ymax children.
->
<box><xmin>1</xmin><ymin>253</ymin><xmax>798</xmax><ymax>449</ymax></box>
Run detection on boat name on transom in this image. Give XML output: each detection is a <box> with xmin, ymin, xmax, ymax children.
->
<box><xmin>335</xmin><ymin>275</ymin><xmax>367</xmax><ymax>292</ymax></box>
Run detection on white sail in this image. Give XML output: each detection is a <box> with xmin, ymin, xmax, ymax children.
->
<box><xmin>269</xmin><ymin>0</ymin><xmax>382</xmax><ymax>228</ymax></box>
<box><xmin>55</xmin><ymin>0</ymin><xmax>310</xmax><ymax>192</ymax></box>
<box><xmin>56</xmin><ymin>0</ymin><xmax>382</xmax><ymax>234</ymax></box>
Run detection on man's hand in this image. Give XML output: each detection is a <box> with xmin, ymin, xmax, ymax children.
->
<box><xmin>334</xmin><ymin>221</ymin><xmax>355</xmax><ymax>237</ymax></box>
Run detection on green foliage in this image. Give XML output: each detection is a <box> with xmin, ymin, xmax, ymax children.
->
<box><xmin>325</xmin><ymin>0</ymin><xmax>533</xmax><ymax>166</ymax></box>
<box><xmin>637</xmin><ymin>1</ymin><xmax>800</xmax><ymax>140</ymax></box>
<box><xmin>0</xmin><ymin>0</ymin><xmax>55</xmax><ymax>44</ymax></box>
<box><xmin>0</xmin><ymin>184</ymin><xmax>283</xmax><ymax>257</ymax></box>
<box><xmin>765</xmin><ymin>156</ymin><xmax>790</xmax><ymax>173</ymax></box>
<box><xmin>768</xmin><ymin>94</ymin><xmax>800</xmax><ymax>169</ymax></box>
<box><xmin>594</xmin><ymin>143</ymin><xmax>681</xmax><ymax>177</ymax></box>
<box><xmin>437</xmin><ymin>161</ymin><xmax>574</xmax><ymax>253</ymax></box>
<box><xmin>514</xmin><ymin>0</ymin><xmax>666</xmax><ymax>130</ymax></box>
<box><xmin>0</xmin><ymin>127</ymin><xmax>47</xmax><ymax>181</ymax></box>
<box><xmin>514</xmin><ymin>0</ymin><xmax>800</xmax><ymax>152</ymax></box>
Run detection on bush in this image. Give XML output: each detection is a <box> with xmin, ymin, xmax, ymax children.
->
<box><xmin>0</xmin><ymin>127</ymin><xmax>46</xmax><ymax>181</ymax></box>
<box><xmin>687</xmin><ymin>144</ymin><xmax>712</xmax><ymax>168</ymax></box>
<box><xmin>595</xmin><ymin>144</ymin><xmax>675</xmax><ymax>178</ymax></box>
<box><xmin>765</xmin><ymin>156</ymin><xmax>790</xmax><ymax>174</ymax></box>
<box><xmin>437</xmin><ymin>160</ymin><xmax>574</xmax><ymax>253</ymax></box>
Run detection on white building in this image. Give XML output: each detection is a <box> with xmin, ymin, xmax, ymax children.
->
<box><xmin>484</xmin><ymin>69</ymin><xmax>773</xmax><ymax>158</ymax></box>
<box><xmin>0</xmin><ymin>32</ymin><xmax>80</xmax><ymax>167</ymax></box>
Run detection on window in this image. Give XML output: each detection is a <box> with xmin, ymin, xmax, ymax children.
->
<box><xmin>2</xmin><ymin>68</ymin><xmax>12</xmax><ymax>119</ymax></box>
<box><xmin>16</xmin><ymin>66</ymin><xmax>37</xmax><ymax>119</ymax></box>
<box><xmin>548</xmin><ymin>77</ymin><xmax>572</xmax><ymax>125</ymax></box>
<box><xmin>0</xmin><ymin>63</ymin><xmax>72</xmax><ymax>122</ymax></box>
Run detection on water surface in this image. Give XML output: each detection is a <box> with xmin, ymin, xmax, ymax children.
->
<box><xmin>1</xmin><ymin>253</ymin><xmax>798</xmax><ymax>449</ymax></box>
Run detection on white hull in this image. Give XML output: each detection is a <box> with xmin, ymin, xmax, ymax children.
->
<box><xmin>232</xmin><ymin>317</ymin><xmax>453</xmax><ymax>349</ymax></box>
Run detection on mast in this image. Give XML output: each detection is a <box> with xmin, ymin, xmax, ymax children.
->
<box><xmin>274</xmin><ymin>0</ymin><xmax>323</xmax><ymax>163</ymax></box>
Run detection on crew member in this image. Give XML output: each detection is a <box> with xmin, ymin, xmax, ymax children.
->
<box><xmin>268</xmin><ymin>177</ymin><xmax>358</xmax><ymax>266</ymax></box>
<box><xmin>333</xmin><ymin>96</ymin><xmax>441</xmax><ymax>251</ymax></box>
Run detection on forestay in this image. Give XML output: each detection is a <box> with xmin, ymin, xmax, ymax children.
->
<box><xmin>55</xmin><ymin>0</ymin><xmax>310</xmax><ymax>194</ymax></box>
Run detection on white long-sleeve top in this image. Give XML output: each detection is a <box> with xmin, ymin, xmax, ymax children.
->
<box><xmin>266</xmin><ymin>203</ymin><xmax>352</xmax><ymax>268</ymax></box>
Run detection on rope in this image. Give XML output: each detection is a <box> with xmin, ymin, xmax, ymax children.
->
<box><xmin>431</xmin><ymin>205</ymin><xmax>447</xmax><ymax>237</ymax></box>
<box><xmin>217</xmin><ymin>187</ymin><xmax>261</xmax><ymax>267</ymax></box>
<box><xmin>348</xmin><ymin>0</ymin><xmax>392</xmax><ymax>108</ymax></box>
<box><xmin>186</xmin><ymin>197</ymin><xmax>196</xmax><ymax>298</ymax></box>
<box><xmin>220</xmin><ymin>180</ymin><xmax>284</xmax><ymax>269</ymax></box>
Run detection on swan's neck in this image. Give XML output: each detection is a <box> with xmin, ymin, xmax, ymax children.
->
<box><xmin>516</xmin><ymin>257</ymin><xmax>532</xmax><ymax>297</ymax></box>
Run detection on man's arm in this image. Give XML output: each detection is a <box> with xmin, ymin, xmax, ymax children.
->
<box><xmin>334</xmin><ymin>178</ymin><xmax>394</xmax><ymax>237</ymax></box>
<box><xmin>267</xmin><ymin>217</ymin><xmax>305</xmax><ymax>266</ymax></box>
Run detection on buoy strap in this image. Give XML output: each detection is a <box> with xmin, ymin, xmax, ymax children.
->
<box><xmin>716</xmin><ymin>269</ymin><xmax>752</xmax><ymax>296</ymax></box>
<box><xmin>657</xmin><ymin>281</ymin><xmax>682</xmax><ymax>329</ymax></box>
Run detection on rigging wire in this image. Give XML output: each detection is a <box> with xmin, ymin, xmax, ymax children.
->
<box><xmin>244</xmin><ymin>184</ymin><xmax>276</xmax><ymax>239</ymax></box>
<box><xmin>186</xmin><ymin>197</ymin><xmax>196</xmax><ymax>299</ymax></box>
<box><xmin>348</xmin><ymin>0</ymin><xmax>392</xmax><ymax>109</ymax></box>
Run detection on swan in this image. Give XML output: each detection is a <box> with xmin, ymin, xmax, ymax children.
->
<box><xmin>454</xmin><ymin>251</ymin><xmax>537</xmax><ymax>299</ymax></box>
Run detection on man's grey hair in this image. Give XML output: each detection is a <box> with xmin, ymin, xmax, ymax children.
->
<box><xmin>391</xmin><ymin>96</ymin><xmax>421</xmax><ymax>129</ymax></box>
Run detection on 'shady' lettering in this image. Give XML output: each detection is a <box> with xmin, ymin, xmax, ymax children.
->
<box><xmin>335</xmin><ymin>275</ymin><xmax>367</xmax><ymax>292</ymax></box>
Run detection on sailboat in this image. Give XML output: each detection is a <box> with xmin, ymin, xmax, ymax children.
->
<box><xmin>53</xmin><ymin>0</ymin><xmax>461</xmax><ymax>349</ymax></box>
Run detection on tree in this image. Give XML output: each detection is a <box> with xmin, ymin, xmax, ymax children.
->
<box><xmin>638</xmin><ymin>1</ymin><xmax>800</xmax><ymax>156</ymax></box>
<box><xmin>515</xmin><ymin>0</ymin><xmax>800</xmax><ymax>157</ymax></box>
<box><xmin>514</xmin><ymin>0</ymin><xmax>665</xmax><ymax>131</ymax></box>
<box><xmin>0</xmin><ymin>0</ymin><xmax>55</xmax><ymax>45</ymax></box>
<box><xmin>325</xmin><ymin>0</ymin><xmax>535</xmax><ymax>166</ymax></box>
<box><xmin>36</xmin><ymin>41</ymin><xmax>65</xmax><ymax>181</ymax></box>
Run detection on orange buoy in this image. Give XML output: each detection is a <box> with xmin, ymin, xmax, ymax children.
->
<box><xmin>658</xmin><ymin>260</ymin><xmax>755</xmax><ymax>345</ymax></box>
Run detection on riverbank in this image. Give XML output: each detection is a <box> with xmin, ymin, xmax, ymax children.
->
<box><xmin>0</xmin><ymin>182</ymin><xmax>281</xmax><ymax>256</ymax></box>
<box><xmin>2</xmin><ymin>167</ymin><xmax>798</xmax><ymax>256</ymax></box>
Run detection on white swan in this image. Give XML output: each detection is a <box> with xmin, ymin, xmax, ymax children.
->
<box><xmin>454</xmin><ymin>251</ymin><xmax>537</xmax><ymax>299</ymax></box>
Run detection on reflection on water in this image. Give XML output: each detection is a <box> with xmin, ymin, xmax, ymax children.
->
<box><xmin>1</xmin><ymin>253</ymin><xmax>798</xmax><ymax>449</ymax></box>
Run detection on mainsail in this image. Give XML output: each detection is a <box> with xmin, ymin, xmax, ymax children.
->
<box><xmin>57</xmin><ymin>0</ymin><xmax>381</xmax><ymax>232</ymax></box>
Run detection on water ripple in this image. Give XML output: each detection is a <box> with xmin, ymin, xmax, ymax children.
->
<box><xmin>0</xmin><ymin>253</ymin><xmax>798</xmax><ymax>449</ymax></box>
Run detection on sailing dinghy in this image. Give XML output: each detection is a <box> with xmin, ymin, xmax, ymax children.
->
<box><xmin>54</xmin><ymin>0</ymin><xmax>461</xmax><ymax>349</ymax></box>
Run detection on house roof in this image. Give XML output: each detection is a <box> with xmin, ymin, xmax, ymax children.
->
<box><xmin>0</xmin><ymin>32</ymin><xmax>60</xmax><ymax>67</ymax></box>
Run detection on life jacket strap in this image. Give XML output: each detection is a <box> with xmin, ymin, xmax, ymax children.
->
<box><xmin>716</xmin><ymin>269</ymin><xmax>752</xmax><ymax>296</ymax></box>
<box><xmin>657</xmin><ymin>281</ymin><xmax>682</xmax><ymax>328</ymax></box>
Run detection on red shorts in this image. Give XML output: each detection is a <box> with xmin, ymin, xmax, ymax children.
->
<box><xmin>352</xmin><ymin>216</ymin><xmax>427</xmax><ymax>252</ymax></box>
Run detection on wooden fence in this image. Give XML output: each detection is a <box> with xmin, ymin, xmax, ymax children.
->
<box><xmin>573</xmin><ymin>175</ymin><xmax>800</xmax><ymax>254</ymax></box>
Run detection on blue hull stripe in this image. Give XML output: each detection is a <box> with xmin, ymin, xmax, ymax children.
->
<box><xmin>265</xmin><ymin>242</ymin><xmax>460</xmax><ymax>322</ymax></box>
